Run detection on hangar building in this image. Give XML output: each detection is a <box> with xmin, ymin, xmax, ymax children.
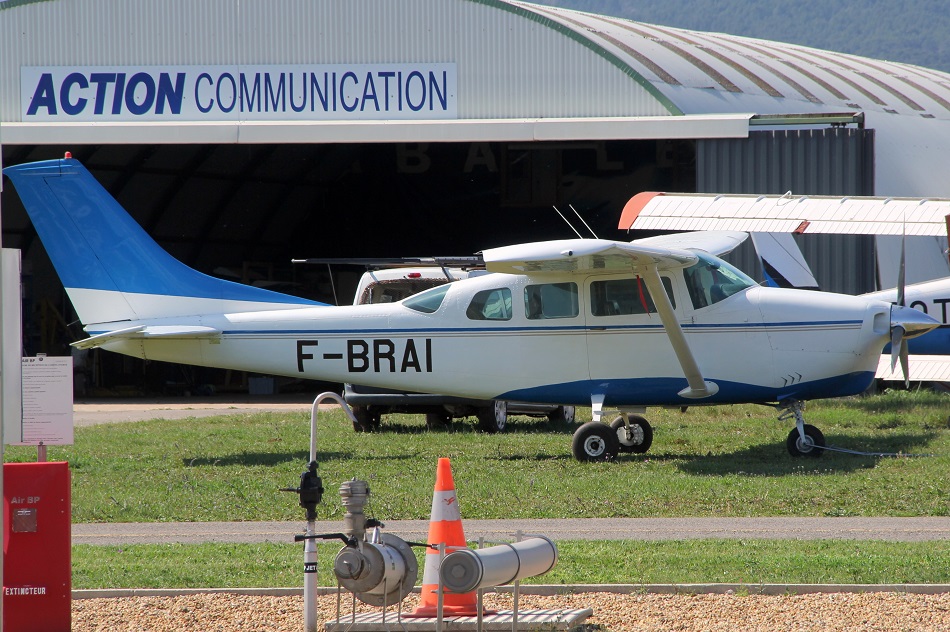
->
<box><xmin>2</xmin><ymin>0</ymin><xmax>949</xmax><ymax>393</ymax></box>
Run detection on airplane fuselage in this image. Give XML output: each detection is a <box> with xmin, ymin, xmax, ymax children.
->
<box><xmin>95</xmin><ymin>271</ymin><xmax>891</xmax><ymax>407</ymax></box>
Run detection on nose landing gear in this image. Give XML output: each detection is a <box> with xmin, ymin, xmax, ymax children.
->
<box><xmin>779</xmin><ymin>400</ymin><xmax>826</xmax><ymax>457</ymax></box>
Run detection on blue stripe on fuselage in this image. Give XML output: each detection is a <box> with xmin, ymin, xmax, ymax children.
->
<box><xmin>496</xmin><ymin>372</ymin><xmax>876</xmax><ymax>407</ymax></box>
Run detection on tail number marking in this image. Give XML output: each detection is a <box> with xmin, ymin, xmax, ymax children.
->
<box><xmin>296</xmin><ymin>339</ymin><xmax>433</xmax><ymax>373</ymax></box>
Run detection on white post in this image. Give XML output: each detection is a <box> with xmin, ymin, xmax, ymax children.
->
<box><xmin>303</xmin><ymin>392</ymin><xmax>357</xmax><ymax>632</ymax></box>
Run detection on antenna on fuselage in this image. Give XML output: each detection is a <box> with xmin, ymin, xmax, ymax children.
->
<box><xmin>569</xmin><ymin>204</ymin><xmax>599</xmax><ymax>239</ymax></box>
<box><xmin>553</xmin><ymin>205</ymin><xmax>584</xmax><ymax>238</ymax></box>
<box><xmin>553</xmin><ymin>204</ymin><xmax>598</xmax><ymax>239</ymax></box>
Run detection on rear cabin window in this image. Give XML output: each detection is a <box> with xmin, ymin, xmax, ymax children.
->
<box><xmin>403</xmin><ymin>284</ymin><xmax>450</xmax><ymax>313</ymax></box>
<box><xmin>590</xmin><ymin>277</ymin><xmax>675</xmax><ymax>317</ymax></box>
<box><xmin>466</xmin><ymin>288</ymin><xmax>513</xmax><ymax>321</ymax></box>
<box><xmin>524</xmin><ymin>283</ymin><xmax>579</xmax><ymax>319</ymax></box>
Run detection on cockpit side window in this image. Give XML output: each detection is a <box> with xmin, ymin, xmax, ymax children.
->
<box><xmin>524</xmin><ymin>282</ymin><xmax>578</xmax><ymax>319</ymax></box>
<box><xmin>590</xmin><ymin>277</ymin><xmax>675</xmax><ymax>316</ymax></box>
<box><xmin>466</xmin><ymin>288</ymin><xmax>512</xmax><ymax>321</ymax></box>
<box><xmin>683</xmin><ymin>252</ymin><xmax>755</xmax><ymax>310</ymax></box>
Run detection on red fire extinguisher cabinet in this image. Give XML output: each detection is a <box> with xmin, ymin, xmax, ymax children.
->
<box><xmin>3</xmin><ymin>461</ymin><xmax>71</xmax><ymax>631</ymax></box>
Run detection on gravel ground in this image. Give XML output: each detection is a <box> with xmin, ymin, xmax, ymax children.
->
<box><xmin>72</xmin><ymin>590</ymin><xmax>950</xmax><ymax>631</ymax></box>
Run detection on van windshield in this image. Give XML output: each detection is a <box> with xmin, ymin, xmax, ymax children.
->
<box><xmin>402</xmin><ymin>284</ymin><xmax>450</xmax><ymax>313</ymax></box>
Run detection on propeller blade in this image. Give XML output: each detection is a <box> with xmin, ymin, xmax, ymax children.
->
<box><xmin>890</xmin><ymin>324</ymin><xmax>904</xmax><ymax>372</ymax></box>
<box><xmin>899</xmin><ymin>337</ymin><xmax>910</xmax><ymax>388</ymax></box>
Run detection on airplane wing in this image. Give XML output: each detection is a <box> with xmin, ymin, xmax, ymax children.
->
<box><xmin>481</xmin><ymin>238</ymin><xmax>698</xmax><ymax>275</ymax></box>
<box><xmin>72</xmin><ymin>325</ymin><xmax>221</xmax><ymax>350</ymax></box>
<box><xmin>876</xmin><ymin>354</ymin><xmax>950</xmax><ymax>382</ymax></box>
<box><xmin>634</xmin><ymin>230</ymin><xmax>748</xmax><ymax>257</ymax></box>
<box><xmin>619</xmin><ymin>192</ymin><xmax>950</xmax><ymax>236</ymax></box>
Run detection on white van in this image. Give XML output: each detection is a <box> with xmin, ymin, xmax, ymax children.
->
<box><xmin>343</xmin><ymin>266</ymin><xmax>575</xmax><ymax>432</ymax></box>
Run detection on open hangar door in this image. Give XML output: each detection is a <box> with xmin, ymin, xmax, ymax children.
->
<box><xmin>1</xmin><ymin>138</ymin><xmax>696</xmax><ymax>395</ymax></box>
<box><xmin>697</xmin><ymin>126</ymin><xmax>877</xmax><ymax>295</ymax></box>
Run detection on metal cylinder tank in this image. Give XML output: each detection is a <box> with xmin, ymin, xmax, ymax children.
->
<box><xmin>439</xmin><ymin>536</ymin><xmax>557</xmax><ymax>594</ymax></box>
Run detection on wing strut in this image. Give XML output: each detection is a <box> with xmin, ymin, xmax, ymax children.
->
<box><xmin>641</xmin><ymin>269</ymin><xmax>719</xmax><ymax>399</ymax></box>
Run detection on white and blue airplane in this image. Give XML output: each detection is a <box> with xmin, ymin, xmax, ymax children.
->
<box><xmin>2</xmin><ymin>156</ymin><xmax>940</xmax><ymax>461</ymax></box>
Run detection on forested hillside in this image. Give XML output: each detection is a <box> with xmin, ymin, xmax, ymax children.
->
<box><xmin>533</xmin><ymin>0</ymin><xmax>950</xmax><ymax>73</ymax></box>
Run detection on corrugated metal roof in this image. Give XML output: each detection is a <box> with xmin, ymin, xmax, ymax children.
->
<box><xmin>516</xmin><ymin>2</ymin><xmax>950</xmax><ymax>121</ymax></box>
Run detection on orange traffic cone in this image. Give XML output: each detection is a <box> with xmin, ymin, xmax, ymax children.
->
<box><xmin>407</xmin><ymin>457</ymin><xmax>483</xmax><ymax>617</ymax></box>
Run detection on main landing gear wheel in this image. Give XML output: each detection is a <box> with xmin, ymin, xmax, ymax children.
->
<box><xmin>786</xmin><ymin>424</ymin><xmax>825</xmax><ymax>458</ymax></box>
<box><xmin>610</xmin><ymin>415</ymin><xmax>653</xmax><ymax>454</ymax></box>
<box><xmin>548</xmin><ymin>405</ymin><xmax>576</xmax><ymax>425</ymax></box>
<box><xmin>572</xmin><ymin>421</ymin><xmax>620</xmax><ymax>462</ymax></box>
<box><xmin>351</xmin><ymin>405</ymin><xmax>381</xmax><ymax>432</ymax></box>
<box><xmin>477</xmin><ymin>400</ymin><xmax>507</xmax><ymax>433</ymax></box>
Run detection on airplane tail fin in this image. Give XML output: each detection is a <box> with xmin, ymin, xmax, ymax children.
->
<box><xmin>3</xmin><ymin>157</ymin><xmax>322</xmax><ymax>327</ymax></box>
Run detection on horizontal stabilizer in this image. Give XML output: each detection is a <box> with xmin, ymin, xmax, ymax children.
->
<box><xmin>72</xmin><ymin>324</ymin><xmax>220</xmax><ymax>350</ymax></box>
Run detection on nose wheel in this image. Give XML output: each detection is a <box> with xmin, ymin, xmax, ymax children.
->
<box><xmin>780</xmin><ymin>400</ymin><xmax>826</xmax><ymax>458</ymax></box>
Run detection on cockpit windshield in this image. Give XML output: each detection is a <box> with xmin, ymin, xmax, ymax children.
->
<box><xmin>402</xmin><ymin>283</ymin><xmax>450</xmax><ymax>313</ymax></box>
<box><xmin>682</xmin><ymin>252</ymin><xmax>755</xmax><ymax>309</ymax></box>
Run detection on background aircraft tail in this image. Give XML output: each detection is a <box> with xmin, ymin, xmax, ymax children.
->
<box><xmin>3</xmin><ymin>157</ymin><xmax>322</xmax><ymax>327</ymax></box>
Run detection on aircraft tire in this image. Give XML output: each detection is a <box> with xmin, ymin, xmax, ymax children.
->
<box><xmin>352</xmin><ymin>405</ymin><xmax>382</xmax><ymax>432</ymax></box>
<box><xmin>476</xmin><ymin>401</ymin><xmax>507</xmax><ymax>433</ymax></box>
<box><xmin>786</xmin><ymin>424</ymin><xmax>825</xmax><ymax>457</ymax></box>
<box><xmin>610</xmin><ymin>415</ymin><xmax>653</xmax><ymax>453</ymax></box>
<box><xmin>548</xmin><ymin>405</ymin><xmax>576</xmax><ymax>424</ymax></box>
<box><xmin>572</xmin><ymin>421</ymin><xmax>620</xmax><ymax>462</ymax></box>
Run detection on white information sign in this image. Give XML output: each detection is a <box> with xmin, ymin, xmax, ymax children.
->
<box><xmin>18</xmin><ymin>356</ymin><xmax>73</xmax><ymax>445</ymax></box>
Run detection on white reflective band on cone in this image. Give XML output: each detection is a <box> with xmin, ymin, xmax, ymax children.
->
<box><xmin>439</xmin><ymin>536</ymin><xmax>558</xmax><ymax>594</ymax></box>
<box><xmin>430</xmin><ymin>490</ymin><xmax>461</xmax><ymax>521</ymax></box>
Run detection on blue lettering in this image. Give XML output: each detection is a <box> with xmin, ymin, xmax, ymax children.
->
<box><xmin>60</xmin><ymin>72</ymin><xmax>89</xmax><ymax>116</ymax></box>
<box><xmin>125</xmin><ymin>72</ymin><xmax>155</xmax><ymax>115</ymax></box>
<box><xmin>26</xmin><ymin>73</ymin><xmax>57</xmax><ymax>116</ymax></box>
<box><xmin>290</xmin><ymin>73</ymin><xmax>307</xmax><ymax>113</ymax></box>
<box><xmin>89</xmin><ymin>73</ymin><xmax>116</xmax><ymax>115</ymax></box>
<box><xmin>360</xmin><ymin>73</ymin><xmax>379</xmax><ymax>111</ymax></box>
<box><xmin>429</xmin><ymin>71</ymin><xmax>448</xmax><ymax>111</ymax></box>
<box><xmin>340</xmin><ymin>71</ymin><xmax>358</xmax><ymax>112</ymax></box>
<box><xmin>240</xmin><ymin>73</ymin><xmax>261</xmax><ymax>112</ymax></box>
<box><xmin>111</xmin><ymin>74</ymin><xmax>127</xmax><ymax>114</ymax></box>
<box><xmin>378</xmin><ymin>71</ymin><xmax>395</xmax><ymax>110</ymax></box>
<box><xmin>264</xmin><ymin>72</ymin><xmax>285</xmax><ymax>112</ymax></box>
<box><xmin>311</xmin><ymin>73</ymin><xmax>330</xmax><ymax>111</ymax></box>
<box><xmin>216</xmin><ymin>73</ymin><xmax>237</xmax><ymax>113</ymax></box>
<box><xmin>196</xmin><ymin>73</ymin><xmax>214</xmax><ymax>113</ymax></box>
<box><xmin>405</xmin><ymin>71</ymin><xmax>425</xmax><ymax>112</ymax></box>
<box><xmin>156</xmin><ymin>72</ymin><xmax>185</xmax><ymax>114</ymax></box>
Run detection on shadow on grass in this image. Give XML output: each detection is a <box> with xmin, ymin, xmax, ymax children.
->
<box><xmin>674</xmin><ymin>430</ymin><xmax>939</xmax><ymax>477</ymax></box>
<box><xmin>182</xmin><ymin>450</ymin><xmax>418</xmax><ymax>467</ymax></box>
<box><xmin>375</xmin><ymin>417</ymin><xmax>577</xmax><ymax>435</ymax></box>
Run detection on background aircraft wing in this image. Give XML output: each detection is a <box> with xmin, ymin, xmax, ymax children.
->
<box><xmin>619</xmin><ymin>192</ymin><xmax>950</xmax><ymax>236</ymax></box>
<box><xmin>482</xmin><ymin>238</ymin><xmax>697</xmax><ymax>275</ymax></box>
<box><xmin>876</xmin><ymin>354</ymin><xmax>950</xmax><ymax>382</ymax></box>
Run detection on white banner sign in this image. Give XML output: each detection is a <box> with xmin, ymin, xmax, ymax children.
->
<box><xmin>21</xmin><ymin>63</ymin><xmax>458</xmax><ymax>122</ymax></box>
<box><xmin>18</xmin><ymin>356</ymin><xmax>73</xmax><ymax>446</ymax></box>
